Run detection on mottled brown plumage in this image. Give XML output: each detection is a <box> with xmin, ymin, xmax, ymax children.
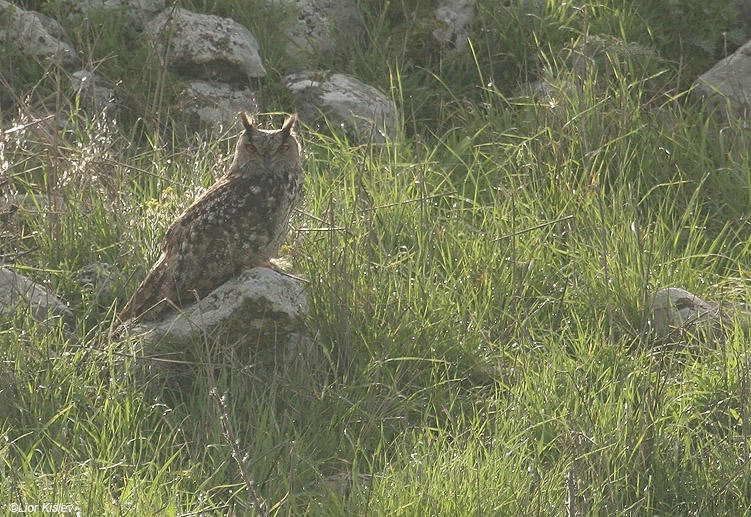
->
<box><xmin>118</xmin><ymin>113</ymin><xmax>303</xmax><ymax>323</ymax></box>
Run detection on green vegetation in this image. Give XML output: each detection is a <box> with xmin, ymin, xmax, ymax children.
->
<box><xmin>2</xmin><ymin>0</ymin><xmax>751</xmax><ymax>515</ymax></box>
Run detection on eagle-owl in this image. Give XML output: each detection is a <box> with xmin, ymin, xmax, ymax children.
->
<box><xmin>118</xmin><ymin>113</ymin><xmax>303</xmax><ymax>323</ymax></box>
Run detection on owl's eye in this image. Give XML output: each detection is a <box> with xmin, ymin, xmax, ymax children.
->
<box><xmin>245</xmin><ymin>144</ymin><xmax>257</xmax><ymax>153</ymax></box>
<box><xmin>277</xmin><ymin>144</ymin><xmax>290</xmax><ymax>153</ymax></box>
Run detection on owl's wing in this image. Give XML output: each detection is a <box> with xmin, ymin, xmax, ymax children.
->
<box><xmin>117</xmin><ymin>253</ymin><xmax>173</xmax><ymax>322</ymax></box>
<box><xmin>159</xmin><ymin>178</ymin><xmax>230</xmax><ymax>252</ymax></box>
<box><xmin>174</xmin><ymin>175</ymin><xmax>282</xmax><ymax>253</ymax></box>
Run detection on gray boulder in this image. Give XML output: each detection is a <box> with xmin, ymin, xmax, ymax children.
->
<box><xmin>0</xmin><ymin>267</ymin><xmax>73</xmax><ymax>326</ymax></box>
<box><xmin>177</xmin><ymin>79</ymin><xmax>258</xmax><ymax>133</ymax></box>
<box><xmin>120</xmin><ymin>267</ymin><xmax>315</xmax><ymax>372</ymax></box>
<box><xmin>267</xmin><ymin>0</ymin><xmax>362</xmax><ymax>63</ymax></box>
<box><xmin>0</xmin><ymin>0</ymin><xmax>76</xmax><ymax>65</ymax></box>
<box><xmin>649</xmin><ymin>287</ymin><xmax>751</xmax><ymax>344</ymax></box>
<box><xmin>694</xmin><ymin>38</ymin><xmax>751</xmax><ymax>119</ymax></box>
<box><xmin>283</xmin><ymin>71</ymin><xmax>397</xmax><ymax>142</ymax></box>
<box><xmin>315</xmin><ymin>0</ymin><xmax>363</xmax><ymax>38</ymax></box>
<box><xmin>432</xmin><ymin>0</ymin><xmax>475</xmax><ymax>52</ymax></box>
<box><xmin>73</xmin><ymin>262</ymin><xmax>123</xmax><ymax>308</ymax></box>
<box><xmin>71</xmin><ymin>70</ymin><xmax>117</xmax><ymax>115</ymax></box>
<box><xmin>145</xmin><ymin>7</ymin><xmax>266</xmax><ymax>83</ymax></box>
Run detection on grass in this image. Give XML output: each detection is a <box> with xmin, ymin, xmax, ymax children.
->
<box><xmin>2</xmin><ymin>0</ymin><xmax>751</xmax><ymax>515</ymax></box>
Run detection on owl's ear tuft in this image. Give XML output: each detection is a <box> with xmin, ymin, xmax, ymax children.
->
<box><xmin>280</xmin><ymin>113</ymin><xmax>298</xmax><ymax>139</ymax></box>
<box><xmin>240</xmin><ymin>112</ymin><xmax>255</xmax><ymax>133</ymax></box>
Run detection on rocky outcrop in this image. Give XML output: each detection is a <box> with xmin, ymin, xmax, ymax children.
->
<box><xmin>2</xmin><ymin>0</ymin><xmax>402</xmax><ymax>137</ymax></box>
<box><xmin>0</xmin><ymin>0</ymin><xmax>76</xmax><ymax>65</ymax></box>
<box><xmin>137</xmin><ymin>7</ymin><xmax>268</xmax><ymax>131</ymax></box>
<box><xmin>145</xmin><ymin>7</ymin><xmax>266</xmax><ymax>83</ymax></box>
<box><xmin>694</xmin><ymin>38</ymin><xmax>751</xmax><ymax>119</ymax></box>
<box><xmin>71</xmin><ymin>70</ymin><xmax>116</xmax><ymax>115</ymax></box>
<box><xmin>0</xmin><ymin>267</ymin><xmax>73</xmax><ymax>327</ymax></box>
<box><xmin>73</xmin><ymin>262</ymin><xmax>123</xmax><ymax>308</ymax></box>
<box><xmin>2</xmin><ymin>1</ymin><xmax>402</xmax><ymax>137</ymax></box>
<box><xmin>177</xmin><ymin>80</ymin><xmax>258</xmax><ymax>132</ymax></box>
<box><xmin>432</xmin><ymin>0</ymin><xmax>476</xmax><ymax>52</ymax></box>
<box><xmin>2</xmin><ymin>0</ymin><xmax>748</xmax><ymax>138</ymax></box>
<box><xmin>119</xmin><ymin>267</ymin><xmax>316</xmax><ymax>373</ymax></box>
<box><xmin>284</xmin><ymin>71</ymin><xmax>397</xmax><ymax>142</ymax></box>
<box><xmin>649</xmin><ymin>287</ymin><xmax>751</xmax><ymax>344</ymax></box>
<box><xmin>314</xmin><ymin>0</ymin><xmax>363</xmax><ymax>40</ymax></box>
<box><xmin>266</xmin><ymin>0</ymin><xmax>362</xmax><ymax>63</ymax></box>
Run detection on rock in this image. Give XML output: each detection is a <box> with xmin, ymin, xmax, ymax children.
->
<box><xmin>0</xmin><ymin>267</ymin><xmax>73</xmax><ymax>327</ymax></box>
<box><xmin>71</xmin><ymin>70</ymin><xmax>116</xmax><ymax>115</ymax></box>
<box><xmin>648</xmin><ymin>287</ymin><xmax>751</xmax><ymax>344</ymax></box>
<box><xmin>314</xmin><ymin>0</ymin><xmax>363</xmax><ymax>39</ymax></box>
<box><xmin>283</xmin><ymin>71</ymin><xmax>397</xmax><ymax>142</ymax></box>
<box><xmin>145</xmin><ymin>7</ymin><xmax>266</xmax><ymax>83</ymax></box>
<box><xmin>521</xmin><ymin>36</ymin><xmax>656</xmax><ymax>102</ymax></box>
<box><xmin>60</xmin><ymin>0</ymin><xmax>166</xmax><ymax>31</ymax></box>
<box><xmin>267</xmin><ymin>0</ymin><xmax>331</xmax><ymax>61</ymax></box>
<box><xmin>432</xmin><ymin>0</ymin><xmax>475</xmax><ymax>52</ymax></box>
<box><xmin>0</xmin><ymin>0</ymin><xmax>76</xmax><ymax>66</ymax></box>
<box><xmin>521</xmin><ymin>78</ymin><xmax>574</xmax><ymax>106</ymax></box>
<box><xmin>694</xmin><ymin>38</ymin><xmax>751</xmax><ymax>119</ymax></box>
<box><xmin>318</xmin><ymin>471</ymin><xmax>373</xmax><ymax>497</ymax></box>
<box><xmin>176</xmin><ymin>79</ymin><xmax>258</xmax><ymax>133</ymax></box>
<box><xmin>73</xmin><ymin>262</ymin><xmax>122</xmax><ymax>304</ymax></box>
<box><xmin>267</xmin><ymin>0</ymin><xmax>362</xmax><ymax>63</ymax></box>
<box><xmin>120</xmin><ymin>267</ymin><xmax>315</xmax><ymax>373</ymax></box>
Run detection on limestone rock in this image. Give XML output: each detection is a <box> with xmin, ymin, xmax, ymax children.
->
<box><xmin>71</xmin><ymin>70</ymin><xmax>117</xmax><ymax>115</ymax></box>
<box><xmin>73</xmin><ymin>262</ymin><xmax>122</xmax><ymax>306</ymax></box>
<box><xmin>648</xmin><ymin>287</ymin><xmax>751</xmax><ymax>344</ymax></box>
<box><xmin>0</xmin><ymin>267</ymin><xmax>73</xmax><ymax>326</ymax></box>
<box><xmin>521</xmin><ymin>78</ymin><xmax>574</xmax><ymax>106</ymax></box>
<box><xmin>314</xmin><ymin>0</ymin><xmax>362</xmax><ymax>38</ymax></box>
<box><xmin>694</xmin><ymin>38</ymin><xmax>751</xmax><ymax>119</ymax></box>
<box><xmin>60</xmin><ymin>0</ymin><xmax>166</xmax><ymax>31</ymax></box>
<box><xmin>267</xmin><ymin>0</ymin><xmax>362</xmax><ymax>63</ymax></box>
<box><xmin>432</xmin><ymin>0</ymin><xmax>475</xmax><ymax>52</ymax></box>
<box><xmin>268</xmin><ymin>0</ymin><xmax>331</xmax><ymax>60</ymax></box>
<box><xmin>177</xmin><ymin>79</ymin><xmax>258</xmax><ymax>133</ymax></box>
<box><xmin>283</xmin><ymin>71</ymin><xmax>397</xmax><ymax>142</ymax></box>
<box><xmin>0</xmin><ymin>0</ymin><xmax>76</xmax><ymax>66</ymax></box>
<box><xmin>120</xmin><ymin>267</ymin><xmax>314</xmax><ymax>370</ymax></box>
<box><xmin>145</xmin><ymin>7</ymin><xmax>266</xmax><ymax>83</ymax></box>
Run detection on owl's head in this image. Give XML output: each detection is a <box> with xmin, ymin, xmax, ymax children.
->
<box><xmin>231</xmin><ymin>113</ymin><xmax>301</xmax><ymax>176</ymax></box>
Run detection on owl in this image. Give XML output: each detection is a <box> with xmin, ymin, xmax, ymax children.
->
<box><xmin>118</xmin><ymin>113</ymin><xmax>303</xmax><ymax>323</ymax></box>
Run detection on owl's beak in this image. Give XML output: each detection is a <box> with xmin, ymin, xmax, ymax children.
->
<box><xmin>263</xmin><ymin>152</ymin><xmax>271</xmax><ymax>167</ymax></box>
